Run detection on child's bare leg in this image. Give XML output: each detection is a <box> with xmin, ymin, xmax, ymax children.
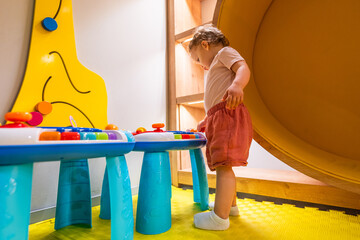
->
<box><xmin>232</xmin><ymin>190</ymin><xmax>237</xmax><ymax>207</ymax></box>
<box><xmin>214</xmin><ymin>166</ymin><xmax>236</xmax><ymax>219</ymax></box>
<box><xmin>209</xmin><ymin>190</ymin><xmax>236</xmax><ymax>207</ymax></box>
<box><xmin>194</xmin><ymin>166</ymin><xmax>233</xmax><ymax>230</ymax></box>
<box><xmin>230</xmin><ymin>189</ymin><xmax>240</xmax><ymax>216</ymax></box>
<box><xmin>208</xmin><ymin>177</ymin><xmax>239</xmax><ymax>216</ymax></box>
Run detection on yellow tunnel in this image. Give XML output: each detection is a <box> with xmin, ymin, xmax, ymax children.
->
<box><xmin>214</xmin><ymin>0</ymin><xmax>360</xmax><ymax>194</ymax></box>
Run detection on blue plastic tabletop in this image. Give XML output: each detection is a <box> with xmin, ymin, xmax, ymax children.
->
<box><xmin>0</xmin><ymin>142</ymin><xmax>135</xmax><ymax>166</ymax></box>
<box><xmin>133</xmin><ymin>140</ymin><xmax>206</xmax><ymax>152</ymax></box>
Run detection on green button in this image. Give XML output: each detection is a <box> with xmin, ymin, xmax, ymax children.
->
<box><xmin>174</xmin><ymin>134</ymin><xmax>182</xmax><ymax>139</ymax></box>
<box><xmin>95</xmin><ymin>132</ymin><xmax>109</xmax><ymax>140</ymax></box>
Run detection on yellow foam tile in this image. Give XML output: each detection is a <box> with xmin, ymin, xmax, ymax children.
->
<box><xmin>29</xmin><ymin>187</ymin><xmax>360</xmax><ymax>240</ymax></box>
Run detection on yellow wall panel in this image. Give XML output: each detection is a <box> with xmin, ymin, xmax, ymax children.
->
<box><xmin>11</xmin><ymin>0</ymin><xmax>107</xmax><ymax>129</ymax></box>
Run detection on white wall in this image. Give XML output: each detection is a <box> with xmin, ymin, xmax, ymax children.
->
<box><xmin>72</xmin><ymin>0</ymin><xmax>167</xmax><ymax>207</ymax></box>
<box><xmin>0</xmin><ymin>0</ymin><xmax>33</xmax><ymax>119</ymax></box>
<box><xmin>247</xmin><ymin>141</ymin><xmax>295</xmax><ymax>170</ymax></box>
<box><xmin>0</xmin><ymin>0</ymin><xmax>166</xmax><ymax>212</ymax></box>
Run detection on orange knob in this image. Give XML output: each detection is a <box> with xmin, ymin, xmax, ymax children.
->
<box><xmin>105</xmin><ymin>124</ymin><xmax>119</xmax><ymax>130</ymax></box>
<box><xmin>39</xmin><ymin>132</ymin><xmax>61</xmax><ymax>141</ymax></box>
<box><xmin>5</xmin><ymin>112</ymin><xmax>32</xmax><ymax>122</ymax></box>
<box><xmin>36</xmin><ymin>101</ymin><xmax>52</xmax><ymax>115</ymax></box>
<box><xmin>136</xmin><ymin>127</ymin><xmax>147</xmax><ymax>134</ymax></box>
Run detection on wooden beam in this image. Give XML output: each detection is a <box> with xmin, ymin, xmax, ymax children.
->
<box><xmin>212</xmin><ymin>0</ymin><xmax>223</xmax><ymax>25</ymax></box>
<box><xmin>178</xmin><ymin>167</ymin><xmax>360</xmax><ymax>210</ymax></box>
<box><xmin>175</xmin><ymin>21</ymin><xmax>213</xmax><ymax>43</ymax></box>
<box><xmin>176</xmin><ymin>93</ymin><xmax>204</xmax><ymax>104</ymax></box>
<box><xmin>174</xmin><ymin>0</ymin><xmax>202</xmax><ymax>34</ymax></box>
<box><xmin>167</xmin><ymin>0</ymin><xmax>179</xmax><ymax>187</ymax></box>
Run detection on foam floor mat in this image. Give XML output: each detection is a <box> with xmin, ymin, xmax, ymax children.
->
<box><xmin>29</xmin><ymin>187</ymin><xmax>360</xmax><ymax>240</ymax></box>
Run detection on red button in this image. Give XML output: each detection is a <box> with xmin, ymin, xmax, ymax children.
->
<box><xmin>27</xmin><ymin>112</ymin><xmax>43</xmax><ymax>126</ymax></box>
<box><xmin>182</xmin><ymin>134</ymin><xmax>190</xmax><ymax>139</ymax></box>
<box><xmin>0</xmin><ymin>123</ymin><xmax>29</xmax><ymax>128</ymax></box>
<box><xmin>61</xmin><ymin>132</ymin><xmax>80</xmax><ymax>140</ymax></box>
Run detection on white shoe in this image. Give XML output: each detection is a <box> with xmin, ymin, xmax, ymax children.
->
<box><xmin>194</xmin><ymin>210</ymin><xmax>230</xmax><ymax>230</ymax></box>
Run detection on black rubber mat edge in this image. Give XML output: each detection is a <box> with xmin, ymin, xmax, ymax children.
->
<box><xmin>180</xmin><ymin>184</ymin><xmax>360</xmax><ymax>216</ymax></box>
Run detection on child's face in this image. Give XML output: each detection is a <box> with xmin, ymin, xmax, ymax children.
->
<box><xmin>189</xmin><ymin>41</ymin><xmax>213</xmax><ymax>70</ymax></box>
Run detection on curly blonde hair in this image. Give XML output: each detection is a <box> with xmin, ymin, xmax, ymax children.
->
<box><xmin>189</xmin><ymin>24</ymin><xmax>230</xmax><ymax>50</ymax></box>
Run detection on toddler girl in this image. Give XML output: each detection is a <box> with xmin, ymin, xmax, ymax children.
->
<box><xmin>189</xmin><ymin>25</ymin><xmax>253</xmax><ymax>231</ymax></box>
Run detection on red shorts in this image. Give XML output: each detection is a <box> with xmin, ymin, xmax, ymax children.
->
<box><xmin>205</xmin><ymin>101</ymin><xmax>253</xmax><ymax>171</ymax></box>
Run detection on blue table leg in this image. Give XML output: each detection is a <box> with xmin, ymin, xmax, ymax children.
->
<box><xmin>55</xmin><ymin>159</ymin><xmax>92</xmax><ymax>230</ymax></box>
<box><xmin>191</xmin><ymin>148</ymin><xmax>209</xmax><ymax>211</ymax></box>
<box><xmin>106</xmin><ymin>155</ymin><xmax>134</xmax><ymax>240</ymax></box>
<box><xmin>189</xmin><ymin>149</ymin><xmax>200</xmax><ymax>203</ymax></box>
<box><xmin>136</xmin><ymin>151</ymin><xmax>171</xmax><ymax>235</ymax></box>
<box><xmin>0</xmin><ymin>163</ymin><xmax>33</xmax><ymax>240</ymax></box>
<box><xmin>99</xmin><ymin>166</ymin><xmax>111</xmax><ymax>220</ymax></box>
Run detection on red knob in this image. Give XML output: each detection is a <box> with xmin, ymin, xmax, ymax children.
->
<box><xmin>152</xmin><ymin>123</ymin><xmax>165</xmax><ymax>132</ymax></box>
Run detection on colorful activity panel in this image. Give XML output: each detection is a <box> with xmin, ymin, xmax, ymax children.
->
<box><xmin>214</xmin><ymin>0</ymin><xmax>360</xmax><ymax>193</ymax></box>
<box><xmin>10</xmin><ymin>0</ymin><xmax>108</xmax><ymax>129</ymax></box>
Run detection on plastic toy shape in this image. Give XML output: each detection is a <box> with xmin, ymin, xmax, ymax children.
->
<box><xmin>99</xmin><ymin>127</ymin><xmax>208</xmax><ymax>235</ymax></box>
<box><xmin>27</xmin><ymin>112</ymin><xmax>43</xmax><ymax>126</ymax></box>
<box><xmin>133</xmin><ymin>131</ymin><xmax>206</xmax><ymax>151</ymax></box>
<box><xmin>0</xmin><ymin>126</ymin><xmax>135</xmax><ymax>240</ymax></box>
<box><xmin>152</xmin><ymin>123</ymin><xmax>165</xmax><ymax>132</ymax></box>
<box><xmin>5</xmin><ymin>112</ymin><xmax>32</xmax><ymax>122</ymax></box>
<box><xmin>2</xmin><ymin>112</ymin><xmax>32</xmax><ymax>128</ymax></box>
<box><xmin>0</xmin><ymin>127</ymin><xmax>132</xmax><ymax>163</ymax></box>
<box><xmin>135</xmin><ymin>127</ymin><xmax>146</xmax><ymax>134</ymax></box>
<box><xmin>105</xmin><ymin>124</ymin><xmax>119</xmax><ymax>130</ymax></box>
<box><xmin>36</xmin><ymin>101</ymin><xmax>53</xmax><ymax>115</ymax></box>
<box><xmin>214</xmin><ymin>0</ymin><xmax>360</xmax><ymax>194</ymax></box>
<box><xmin>134</xmin><ymin>128</ymin><xmax>208</xmax><ymax>235</ymax></box>
<box><xmin>10</xmin><ymin>0</ymin><xmax>108</xmax><ymax>129</ymax></box>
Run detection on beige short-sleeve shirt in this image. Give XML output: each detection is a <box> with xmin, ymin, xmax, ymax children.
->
<box><xmin>204</xmin><ymin>47</ymin><xmax>244</xmax><ymax>113</ymax></box>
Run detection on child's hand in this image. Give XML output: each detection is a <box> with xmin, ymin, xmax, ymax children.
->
<box><xmin>197</xmin><ymin>118</ymin><xmax>207</xmax><ymax>132</ymax></box>
<box><xmin>222</xmin><ymin>83</ymin><xmax>244</xmax><ymax>110</ymax></box>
